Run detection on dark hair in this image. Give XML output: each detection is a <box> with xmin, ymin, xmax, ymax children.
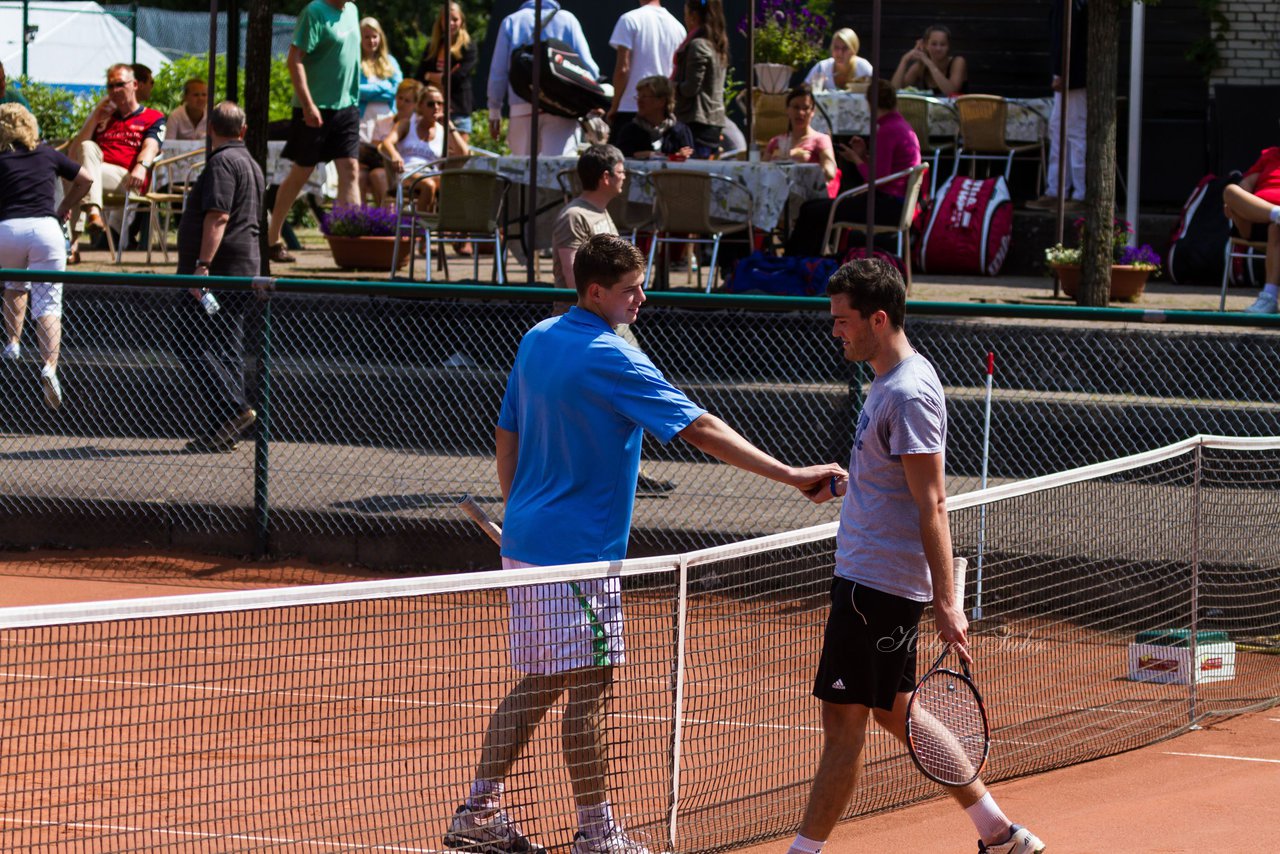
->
<box><xmin>131</xmin><ymin>63</ymin><xmax>153</xmax><ymax>84</ymax></box>
<box><xmin>685</xmin><ymin>0</ymin><xmax>729</xmax><ymax>64</ymax></box>
<box><xmin>573</xmin><ymin>234</ymin><xmax>646</xmax><ymax>298</ymax></box>
<box><xmin>209</xmin><ymin>100</ymin><xmax>246</xmax><ymax>137</ymax></box>
<box><xmin>872</xmin><ymin>78</ymin><xmax>896</xmax><ymax>110</ymax></box>
<box><xmin>785</xmin><ymin>84</ymin><xmax>815</xmax><ymax>108</ymax></box>
<box><xmin>825</xmin><ymin>258</ymin><xmax>906</xmax><ymax>329</ymax></box>
<box><xmin>923</xmin><ymin>24</ymin><xmax>952</xmax><ymax>44</ymax></box>
<box><xmin>576</xmin><ymin>144</ymin><xmax>624</xmax><ymax>191</ymax></box>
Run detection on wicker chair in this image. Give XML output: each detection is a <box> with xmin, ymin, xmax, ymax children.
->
<box><xmin>951</xmin><ymin>94</ymin><xmax>1044</xmax><ymax>189</ymax></box>
<box><xmin>393</xmin><ymin>165</ymin><xmax>510</xmax><ymax>283</ymax></box>
<box><xmin>645</xmin><ymin>170</ymin><xmax>754</xmax><ymax>293</ymax></box>
<box><xmin>897</xmin><ymin>94</ymin><xmax>954</xmax><ymax>199</ymax></box>
<box><xmin>1220</xmin><ymin>234</ymin><xmax>1270</xmax><ymax>311</ymax></box>
<box><xmin>821</xmin><ymin>163</ymin><xmax>930</xmax><ymax>288</ymax></box>
<box><xmin>132</xmin><ymin>148</ymin><xmax>206</xmax><ymax>264</ymax></box>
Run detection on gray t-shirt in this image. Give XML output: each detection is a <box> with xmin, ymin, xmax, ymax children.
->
<box><xmin>552</xmin><ymin>197</ymin><xmax>617</xmax><ymax>289</ymax></box>
<box><xmin>834</xmin><ymin>352</ymin><xmax>947</xmax><ymax>602</ymax></box>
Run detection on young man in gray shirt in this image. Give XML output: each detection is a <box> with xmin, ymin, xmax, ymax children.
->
<box><xmin>790</xmin><ymin>259</ymin><xmax>1045</xmax><ymax>854</ymax></box>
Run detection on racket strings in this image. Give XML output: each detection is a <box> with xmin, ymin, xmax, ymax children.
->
<box><xmin>909</xmin><ymin>671</ymin><xmax>987</xmax><ymax>785</ymax></box>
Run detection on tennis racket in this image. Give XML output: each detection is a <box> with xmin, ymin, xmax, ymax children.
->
<box><xmin>458</xmin><ymin>495</ymin><xmax>502</xmax><ymax>546</ymax></box>
<box><xmin>905</xmin><ymin>556</ymin><xmax>990</xmax><ymax>787</ymax></box>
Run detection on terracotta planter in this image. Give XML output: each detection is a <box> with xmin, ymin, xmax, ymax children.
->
<box><xmin>1052</xmin><ymin>263</ymin><xmax>1151</xmax><ymax>302</ymax></box>
<box><xmin>325</xmin><ymin>235</ymin><xmax>412</xmax><ymax>270</ymax></box>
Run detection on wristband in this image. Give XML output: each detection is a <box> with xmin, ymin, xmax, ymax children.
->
<box><xmin>829</xmin><ymin>475</ymin><xmax>842</xmax><ymax>497</ymax></box>
<box><xmin>195</xmin><ymin>259</ymin><xmax>210</xmax><ymax>268</ymax></box>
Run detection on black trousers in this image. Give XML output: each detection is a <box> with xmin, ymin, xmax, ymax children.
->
<box><xmin>175</xmin><ymin>290</ymin><xmax>251</xmax><ymax>433</ymax></box>
<box><xmin>785</xmin><ymin>192</ymin><xmax>906</xmax><ymax>258</ymax></box>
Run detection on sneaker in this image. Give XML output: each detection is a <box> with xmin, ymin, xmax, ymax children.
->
<box><xmin>268</xmin><ymin>242</ymin><xmax>297</xmax><ymax>263</ymax></box>
<box><xmin>185</xmin><ymin>408</ymin><xmax>256</xmax><ymax>454</ymax></box>
<box><xmin>3</xmin><ymin>342</ymin><xmax>19</xmax><ymax>361</ymax></box>
<box><xmin>635</xmin><ymin>472</ymin><xmax>676</xmax><ymax>497</ymax></box>
<box><xmin>1243</xmin><ymin>291</ymin><xmax>1279</xmax><ymax>314</ymax></box>
<box><xmin>570</xmin><ymin>829</ymin><xmax>652</xmax><ymax>854</ymax></box>
<box><xmin>443</xmin><ymin>805</ymin><xmax>545</xmax><ymax>854</ymax></box>
<box><xmin>40</xmin><ymin>365</ymin><xmax>62</xmax><ymax>411</ymax></box>
<box><xmin>978</xmin><ymin>824</ymin><xmax>1046</xmax><ymax>854</ymax></box>
<box><xmin>1025</xmin><ymin>194</ymin><xmax>1059</xmax><ymax>211</ymax></box>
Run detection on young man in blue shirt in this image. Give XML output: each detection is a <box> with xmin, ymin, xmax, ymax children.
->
<box><xmin>445</xmin><ymin>234</ymin><xmax>846</xmax><ymax>854</ymax></box>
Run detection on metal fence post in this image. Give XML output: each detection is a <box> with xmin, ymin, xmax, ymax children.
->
<box><xmin>1189</xmin><ymin>440</ymin><xmax>1202</xmax><ymax>727</ymax></box>
<box><xmin>253</xmin><ymin>287</ymin><xmax>272</xmax><ymax>557</ymax></box>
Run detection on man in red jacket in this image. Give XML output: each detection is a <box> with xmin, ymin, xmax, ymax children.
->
<box><xmin>66</xmin><ymin>63</ymin><xmax>166</xmax><ymax>258</ymax></box>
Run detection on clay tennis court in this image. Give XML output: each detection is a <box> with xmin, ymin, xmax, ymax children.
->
<box><xmin>3</xmin><ymin>547</ymin><xmax>1277</xmax><ymax>852</ymax></box>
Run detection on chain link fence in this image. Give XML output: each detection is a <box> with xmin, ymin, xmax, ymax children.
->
<box><xmin>2</xmin><ymin>274</ymin><xmax>1279</xmax><ymax>568</ymax></box>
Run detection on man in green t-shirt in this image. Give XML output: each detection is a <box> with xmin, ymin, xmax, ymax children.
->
<box><xmin>0</xmin><ymin>62</ymin><xmax>31</xmax><ymax>110</ymax></box>
<box><xmin>266</xmin><ymin>0</ymin><xmax>362</xmax><ymax>263</ymax></box>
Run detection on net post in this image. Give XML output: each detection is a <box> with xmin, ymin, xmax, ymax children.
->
<box><xmin>1189</xmin><ymin>439</ymin><xmax>1203</xmax><ymax>728</ymax></box>
<box><xmin>252</xmin><ymin>278</ymin><xmax>274</xmax><ymax>558</ymax></box>
<box><xmin>667</xmin><ymin>554</ymin><xmax>690</xmax><ymax>853</ymax></box>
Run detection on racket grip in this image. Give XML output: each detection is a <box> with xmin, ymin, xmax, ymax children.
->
<box><xmin>952</xmin><ymin>556</ymin><xmax>968</xmax><ymax>611</ymax></box>
<box><xmin>458</xmin><ymin>495</ymin><xmax>503</xmax><ymax>546</ymax></box>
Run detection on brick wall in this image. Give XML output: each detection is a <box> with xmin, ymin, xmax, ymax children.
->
<box><xmin>1210</xmin><ymin>0</ymin><xmax>1280</xmax><ymax>87</ymax></box>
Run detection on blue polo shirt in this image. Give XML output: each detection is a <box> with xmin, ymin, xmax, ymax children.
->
<box><xmin>497</xmin><ymin>307</ymin><xmax>706</xmax><ymax>565</ymax></box>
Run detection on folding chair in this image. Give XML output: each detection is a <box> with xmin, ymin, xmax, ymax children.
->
<box><xmin>951</xmin><ymin>95</ymin><xmax>1044</xmax><ymax>190</ymax></box>
<box><xmin>821</xmin><ymin>163</ymin><xmax>930</xmax><ymax>289</ymax></box>
<box><xmin>645</xmin><ymin>170</ymin><xmax>754</xmax><ymax>293</ymax></box>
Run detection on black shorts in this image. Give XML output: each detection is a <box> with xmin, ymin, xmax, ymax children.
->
<box><xmin>357</xmin><ymin>142</ymin><xmax>385</xmax><ymax>172</ymax></box>
<box><xmin>812</xmin><ymin>577</ymin><xmax>926</xmax><ymax>711</ymax></box>
<box><xmin>281</xmin><ymin>106</ymin><xmax>360</xmax><ymax>167</ymax></box>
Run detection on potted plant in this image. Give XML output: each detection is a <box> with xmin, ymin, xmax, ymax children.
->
<box><xmin>739</xmin><ymin>0</ymin><xmax>829</xmax><ymax>94</ymax></box>
<box><xmin>1045</xmin><ymin>218</ymin><xmax>1162</xmax><ymax>302</ymax></box>
<box><xmin>320</xmin><ymin>204</ymin><xmax>412</xmax><ymax>270</ymax></box>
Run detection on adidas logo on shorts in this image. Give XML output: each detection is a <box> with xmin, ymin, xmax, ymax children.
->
<box><xmin>831</xmin><ymin>678</ymin><xmax>846</xmax><ymax>690</ymax></box>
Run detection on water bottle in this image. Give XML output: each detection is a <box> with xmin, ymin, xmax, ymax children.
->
<box><xmin>199</xmin><ymin>290</ymin><xmax>221</xmax><ymax>316</ymax></box>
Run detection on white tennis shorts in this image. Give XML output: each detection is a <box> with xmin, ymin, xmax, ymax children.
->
<box><xmin>504</xmin><ymin>556</ymin><xmax>626</xmax><ymax>675</ymax></box>
<box><xmin>1</xmin><ymin>217</ymin><xmax>66</xmax><ymax>319</ymax></box>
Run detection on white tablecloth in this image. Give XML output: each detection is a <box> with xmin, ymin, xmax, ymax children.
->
<box><xmin>812</xmin><ymin>93</ymin><xmax>1051</xmax><ymax>143</ymax></box>
<box><xmin>163</xmin><ymin>139</ymin><xmax>337</xmax><ymax>197</ymax></box>
<box><xmin>468</xmin><ymin>155</ymin><xmax>827</xmax><ymax>231</ymax></box>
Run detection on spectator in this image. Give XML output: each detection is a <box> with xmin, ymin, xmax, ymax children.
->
<box><xmin>266</xmin><ymin>0</ymin><xmax>362</xmax><ymax>264</ymax></box>
<box><xmin>361</xmin><ymin>79</ymin><xmax>422</xmax><ymax>208</ymax></box>
<box><xmin>1224</xmin><ymin>146</ymin><xmax>1280</xmax><ymax>314</ymax></box>
<box><xmin>167</xmin><ymin>79</ymin><xmax>209</xmax><ymax>141</ymax></box>
<box><xmin>764</xmin><ymin>84</ymin><xmax>839</xmax><ymax>197</ymax></box>
<box><xmin>131</xmin><ymin>64</ymin><xmax>155</xmax><ymax>102</ymax></box>
<box><xmin>673</xmin><ymin>0</ymin><xmax>729</xmax><ymax>159</ymax></box>
<box><xmin>805</xmin><ymin>28</ymin><xmax>874</xmax><ymax>93</ymax></box>
<box><xmin>487</xmin><ymin>0</ymin><xmax>599</xmax><ymax>157</ymax></box>
<box><xmin>552</xmin><ymin>144</ymin><xmax>625</xmax><ymax>294</ymax></box>
<box><xmin>358</xmin><ymin>17</ymin><xmax>403</xmax><ymax>144</ymax></box>
<box><xmin>785</xmin><ymin>79</ymin><xmax>920</xmax><ymax>258</ymax></box>
<box><xmin>613</xmin><ymin>75</ymin><xmax>694</xmax><ymax>159</ymax></box>
<box><xmin>175</xmin><ymin>101</ymin><xmax>265</xmax><ymax>453</ymax></box>
<box><xmin>0</xmin><ymin>103</ymin><xmax>92</xmax><ymax>410</ymax></box>
<box><xmin>607</xmin><ymin>0</ymin><xmax>686</xmax><ymax>131</ymax></box>
<box><xmin>65</xmin><ymin>63</ymin><xmax>166</xmax><ymax>259</ymax></box>
<box><xmin>890</xmin><ymin>24</ymin><xmax>968</xmax><ymax>96</ymax></box>
<box><xmin>378</xmin><ymin>83</ymin><xmax>469</xmax><ymax>214</ymax></box>
<box><xmin>0</xmin><ymin>60</ymin><xmax>32</xmax><ymax>109</ymax></box>
<box><xmin>1029</xmin><ymin>0</ymin><xmax>1088</xmax><ymax>212</ymax></box>
<box><xmin>416</xmin><ymin>2</ymin><xmax>478</xmax><ymax>143</ymax></box>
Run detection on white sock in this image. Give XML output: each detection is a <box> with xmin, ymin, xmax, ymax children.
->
<box><xmin>1270</xmin><ymin>206</ymin><xmax>1280</xmax><ymax>224</ymax></box>
<box><xmin>1263</xmin><ymin>283</ymin><xmax>1279</xmax><ymax>298</ymax></box>
<box><xmin>787</xmin><ymin>834</ymin><xmax>825</xmax><ymax>854</ymax></box>
<box><xmin>465</xmin><ymin>779</ymin><xmax>503</xmax><ymax>811</ymax></box>
<box><xmin>577</xmin><ymin>801</ymin><xmax>615</xmax><ymax>840</ymax></box>
<box><xmin>965</xmin><ymin>793</ymin><xmax>1012</xmax><ymax>843</ymax></box>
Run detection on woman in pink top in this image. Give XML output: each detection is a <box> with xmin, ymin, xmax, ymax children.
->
<box><xmin>784</xmin><ymin>79</ymin><xmax>921</xmax><ymax>257</ymax></box>
<box><xmin>764</xmin><ymin>85</ymin><xmax>839</xmax><ymax>198</ymax></box>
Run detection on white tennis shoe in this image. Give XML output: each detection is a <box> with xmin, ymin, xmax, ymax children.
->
<box><xmin>40</xmin><ymin>365</ymin><xmax>61</xmax><ymax>411</ymax></box>
<box><xmin>570</xmin><ymin>827</ymin><xmax>653</xmax><ymax>854</ymax></box>
<box><xmin>2</xmin><ymin>342</ymin><xmax>19</xmax><ymax>360</ymax></box>
<box><xmin>978</xmin><ymin>824</ymin><xmax>1045</xmax><ymax>854</ymax></box>
<box><xmin>443</xmin><ymin>805</ymin><xmax>545</xmax><ymax>854</ymax></box>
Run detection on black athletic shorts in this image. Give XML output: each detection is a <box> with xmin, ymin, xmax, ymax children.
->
<box><xmin>812</xmin><ymin>577</ymin><xmax>926</xmax><ymax>711</ymax></box>
<box><xmin>281</xmin><ymin>105</ymin><xmax>360</xmax><ymax>167</ymax></box>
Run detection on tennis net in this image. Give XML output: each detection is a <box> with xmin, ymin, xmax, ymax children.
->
<box><xmin>2</xmin><ymin>435</ymin><xmax>1279</xmax><ymax>852</ymax></box>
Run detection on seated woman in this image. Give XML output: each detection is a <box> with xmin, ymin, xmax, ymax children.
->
<box><xmin>804</xmin><ymin>28</ymin><xmax>873</xmax><ymax>93</ymax></box>
<box><xmin>166</xmin><ymin>79</ymin><xmax>208</xmax><ymax>140</ymax></box>
<box><xmin>378</xmin><ymin>83</ymin><xmax>469</xmax><ymax>214</ymax></box>
<box><xmin>784</xmin><ymin>80</ymin><xmax>920</xmax><ymax>258</ymax></box>
<box><xmin>764</xmin><ymin>84</ymin><xmax>839</xmax><ymax>198</ymax></box>
<box><xmin>614</xmin><ymin>75</ymin><xmax>695</xmax><ymax>160</ymax></box>
<box><xmin>360</xmin><ymin>79</ymin><xmax>421</xmax><ymax>208</ymax></box>
<box><xmin>1224</xmin><ymin>145</ymin><xmax>1280</xmax><ymax>313</ymax></box>
<box><xmin>890</xmin><ymin>24</ymin><xmax>968</xmax><ymax>96</ymax></box>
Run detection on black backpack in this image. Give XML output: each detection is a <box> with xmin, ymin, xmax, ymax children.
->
<box><xmin>1166</xmin><ymin>173</ymin><xmax>1234</xmax><ymax>286</ymax></box>
<box><xmin>508</xmin><ymin>9</ymin><xmax>610</xmax><ymax>120</ymax></box>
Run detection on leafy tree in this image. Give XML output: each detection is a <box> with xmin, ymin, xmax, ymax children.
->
<box><xmin>17</xmin><ymin>77</ymin><xmax>96</xmax><ymax>142</ymax></box>
<box><xmin>152</xmin><ymin>52</ymin><xmax>295</xmax><ymax>121</ymax></box>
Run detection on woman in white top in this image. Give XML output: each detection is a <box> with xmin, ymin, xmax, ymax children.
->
<box><xmin>166</xmin><ymin>79</ymin><xmax>208</xmax><ymax>140</ymax></box>
<box><xmin>378</xmin><ymin>84</ymin><xmax>468</xmax><ymax>213</ymax></box>
<box><xmin>805</xmin><ymin>29</ymin><xmax>873</xmax><ymax>92</ymax></box>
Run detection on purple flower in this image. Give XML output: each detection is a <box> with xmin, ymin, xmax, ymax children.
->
<box><xmin>321</xmin><ymin>204</ymin><xmax>400</xmax><ymax>238</ymax></box>
<box><xmin>1118</xmin><ymin>243</ymin><xmax>1162</xmax><ymax>268</ymax></box>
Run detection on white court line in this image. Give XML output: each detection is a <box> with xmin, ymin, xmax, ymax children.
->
<box><xmin>1163</xmin><ymin>751</ymin><xmax>1280</xmax><ymax>764</ymax></box>
<box><xmin>0</xmin><ymin>816</ymin><xmax>438</xmax><ymax>852</ymax></box>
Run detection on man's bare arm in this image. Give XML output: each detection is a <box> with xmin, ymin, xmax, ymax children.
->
<box><xmin>496</xmin><ymin>427</ymin><xmax>519</xmax><ymax>501</ymax></box>
<box><xmin>902</xmin><ymin>451</ymin><xmax>968</xmax><ymax>654</ymax></box>
<box><xmin>678</xmin><ymin>413</ymin><xmax>845</xmax><ymax>500</ymax></box>
<box><xmin>287</xmin><ymin>44</ymin><xmax>321</xmax><ymax>127</ymax></box>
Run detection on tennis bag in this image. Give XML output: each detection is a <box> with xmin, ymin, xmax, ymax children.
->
<box><xmin>724</xmin><ymin>252</ymin><xmax>838</xmax><ymax>296</ymax></box>
<box><xmin>917</xmin><ymin>175</ymin><xmax>1013</xmax><ymax>276</ymax></box>
<box><xmin>509</xmin><ymin>11</ymin><xmax>610</xmax><ymax>120</ymax></box>
<box><xmin>1166</xmin><ymin>173</ymin><xmax>1233</xmax><ymax>286</ymax></box>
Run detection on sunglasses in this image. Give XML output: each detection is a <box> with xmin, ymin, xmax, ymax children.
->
<box><xmin>421</xmin><ymin>100</ymin><xmax>442</xmax><ymax>106</ymax></box>
<box><xmin>106</xmin><ymin>80</ymin><xmax>131</xmax><ymax>90</ymax></box>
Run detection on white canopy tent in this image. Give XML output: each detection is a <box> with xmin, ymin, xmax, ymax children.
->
<box><xmin>0</xmin><ymin>0</ymin><xmax>168</xmax><ymax>95</ymax></box>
